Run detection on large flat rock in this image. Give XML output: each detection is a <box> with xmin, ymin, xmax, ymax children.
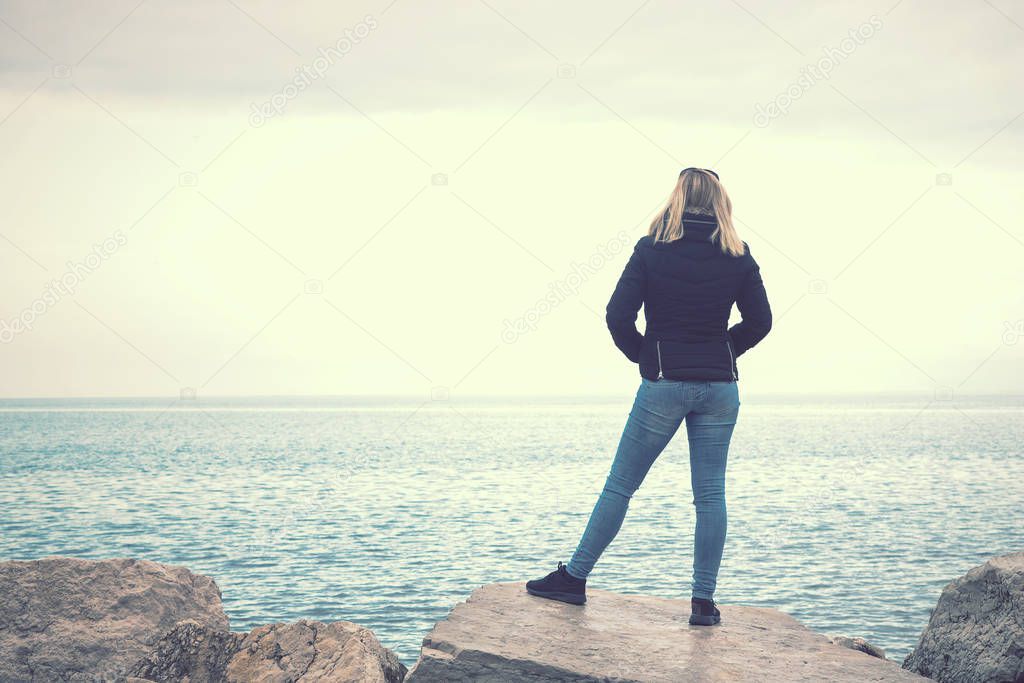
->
<box><xmin>0</xmin><ymin>556</ymin><xmax>228</xmax><ymax>682</ymax></box>
<box><xmin>406</xmin><ymin>582</ymin><xmax>929</xmax><ymax>682</ymax></box>
<box><xmin>903</xmin><ymin>551</ymin><xmax>1024</xmax><ymax>682</ymax></box>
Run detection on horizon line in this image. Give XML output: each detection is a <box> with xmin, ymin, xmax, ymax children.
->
<box><xmin>1</xmin><ymin>390</ymin><xmax>1021</xmax><ymax>401</ymax></box>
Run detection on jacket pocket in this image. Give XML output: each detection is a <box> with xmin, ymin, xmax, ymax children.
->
<box><xmin>725</xmin><ymin>336</ymin><xmax>738</xmax><ymax>381</ymax></box>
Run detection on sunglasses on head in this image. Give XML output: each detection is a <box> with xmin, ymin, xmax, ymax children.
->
<box><xmin>681</xmin><ymin>167</ymin><xmax>720</xmax><ymax>180</ymax></box>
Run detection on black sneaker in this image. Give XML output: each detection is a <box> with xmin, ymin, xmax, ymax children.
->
<box><xmin>689</xmin><ymin>597</ymin><xmax>721</xmax><ymax>625</ymax></box>
<box><xmin>526</xmin><ymin>562</ymin><xmax>586</xmax><ymax>605</ymax></box>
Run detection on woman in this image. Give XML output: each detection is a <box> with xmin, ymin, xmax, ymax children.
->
<box><xmin>526</xmin><ymin>168</ymin><xmax>772</xmax><ymax>626</ymax></box>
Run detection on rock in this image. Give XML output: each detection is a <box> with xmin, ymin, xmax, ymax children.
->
<box><xmin>903</xmin><ymin>551</ymin><xmax>1024</xmax><ymax>683</ymax></box>
<box><xmin>128</xmin><ymin>619</ymin><xmax>407</xmax><ymax>683</ymax></box>
<box><xmin>125</xmin><ymin>620</ymin><xmax>239</xmax><ymax>682</ymax></box>
<box><xmin>0</xmin><ymin>556</ymin><xmax>228</xmax><ymax>682</ymax></box>
<box><xmin>406</xmin><ymin>582</ymin><xmax>929</xmax><ymax>682</ymax></box>
<box><xmin>829</xmin><ymin>635</ymin><xmax>887</xmax><ymax>660</ymax></box>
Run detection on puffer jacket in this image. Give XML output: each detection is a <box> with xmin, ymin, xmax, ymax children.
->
<box><xmin>606</xmin><ymin>212</ymin><xmax>772</xmax><ymax>381</ymax></box>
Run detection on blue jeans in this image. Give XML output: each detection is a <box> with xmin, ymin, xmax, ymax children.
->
<box><xmin>566</xmin><ymin>378</ymin><xmax>740</xmax><ymax>599</ymax></box>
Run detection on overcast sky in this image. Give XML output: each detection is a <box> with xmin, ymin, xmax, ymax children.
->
<box><xmin>1</xmin><ymin>0</ymin><xmax>1022</xmax><ymax>399</ymax></box>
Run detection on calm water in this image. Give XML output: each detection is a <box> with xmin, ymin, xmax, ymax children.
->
<box><xmin>1</xmin><ymin>394</ymin><xmax>1021</xmax><ymax>665</ymax></box>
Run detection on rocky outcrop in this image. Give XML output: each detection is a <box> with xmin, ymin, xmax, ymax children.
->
<box><xmin>0</xmin><ymin>557</ymin><xmax>228</xmax><ymax>682</ymax></box>
<box><xmin>127</xmin><ymin>619</ymin><xmax>407</xmax><ymax>683</ymax></box>
<box><xmin>903</xmin><ymin>551</ymin><xmax>1024</xmax><ymax>683</ymax></box>
<box><xmin>406</xmin><ymin>582</ymin><xmax>929</xmax><ymax>682</ymax></box>
<box><xmin>829</xmin><ymin>635</ymin><xmax>887</xmax><ymax>660</ymax></box>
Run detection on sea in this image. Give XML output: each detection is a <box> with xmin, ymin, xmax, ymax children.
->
<box><xmin>1</xmin><ymin>394</ymin><xmax>1021</xmax><ymax>666</ymax></box>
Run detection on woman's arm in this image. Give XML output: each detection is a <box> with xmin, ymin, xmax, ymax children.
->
<box><xmin>728</xmin><ymin>254</ymin><xmax>772</xmax><ymax>356</ymax></box>
<box><xmin>606</xmin><ymin>239</ymin><xmax>647</xmax><ymax>363</ymax></box>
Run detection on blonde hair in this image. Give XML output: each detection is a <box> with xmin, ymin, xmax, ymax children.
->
<box><xmin>647</xmin><ymin>168</ymin><xmax>745</xmax><ymax>257</ymax></box>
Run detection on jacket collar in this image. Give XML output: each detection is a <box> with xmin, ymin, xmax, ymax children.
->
<box><xmin>680</xmin><ymin>212</ymin><xmax>717</xmax><ymax>241</ymax></box>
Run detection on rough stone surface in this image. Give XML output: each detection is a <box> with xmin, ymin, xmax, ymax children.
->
<box><xmin>829</xmin><ymin>635</ymin><xmax>887</xmax><ymax>660</ymax></box>
<box><xmin>125</xmin><ymin>620</ymin><xmax>239</xmax><ymax>682</ymax></box>
<box><xmin>0</xmin><ymin>556</ymin><xmax>228</xmax><ymax>682</ymax></box>
<box><xmin>406</xmin><ymin>582</ymin><xmax>929</xmax><ymax>682</ymax></box>
<box><xmin>903</xmin><ymin>551</ymin><xmax>1024</xmax><ymax>683</ymax></box>
<box><xmin>128</xmin><ymin>619</ymin><xmax>407</xmax><ymax>683</ymax></box>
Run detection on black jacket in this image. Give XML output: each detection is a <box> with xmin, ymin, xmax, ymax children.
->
<box><xmin>606</xmin><ymin>213</ymin><xmax>772</xmax><ymax>382</ymax></box>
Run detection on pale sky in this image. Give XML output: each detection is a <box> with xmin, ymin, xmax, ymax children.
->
<box><xmin>1</xmin><ymin>0</ymin><xmax>1022</xmax><ymax>398</ymax></box>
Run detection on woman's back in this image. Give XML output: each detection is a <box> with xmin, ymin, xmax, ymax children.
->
<box><xmin>605</xmin><ymin>173</ymin><xmax>771</xmax><ymax>382</ymax></box>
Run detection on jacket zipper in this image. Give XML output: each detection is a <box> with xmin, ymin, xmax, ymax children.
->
<box><xmin>726</xmin><ymin>338</ymin><xmax>737</xmax><ymax>381</ymax></box>
<box><xmin>656</xmin><ymin>340</ymin><xmax>664</xmax><ymax>380</ymax></box>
